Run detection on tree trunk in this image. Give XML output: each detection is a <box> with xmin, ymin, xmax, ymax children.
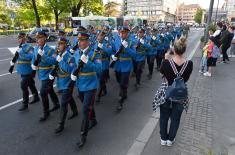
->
<box><xmin>71</xmin><ymin>0</ymin><xmax>83</xmax><ymax>17</ymax></box>
<box><xmin>31</xmin><ymin>0</ymin><xmax>40</xmax><ymax>27</ymax></box>
<box><xmin>54</xmin><ymin>9</ymin><xmax>59</xmax><ymax>30</ymax></box>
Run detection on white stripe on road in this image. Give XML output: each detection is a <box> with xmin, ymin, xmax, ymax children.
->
<box><xmin>188</xmin><ymin>40</ymin><xmax>200</xmax><ymax>60</ymax></box>
<box><xmin>0</xmin><ymin>71</ymin><xmax>17</xmax><ymax>77</ymax></box>
<box><xmin>0</xmin><ymin>85</ymin><xmax>56</xmax><ymax>111</ymax></box>
<box><xmin>0</xmin><ymin>58</ymin><xmax>11</xmax><ymax>62</ymax></box>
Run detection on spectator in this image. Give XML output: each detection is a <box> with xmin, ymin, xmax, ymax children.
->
<box><xmin>199</xmin><ymin>40</ymin><xmax>210</xmax><ymax>73</ymax></box>
<box><xmin>220</xmin><ymin>25</ymin><xmax>235</xmax><ymax>63</ymax></box>
<box><xmin>159</xmin><ymin>37</ymin><xmax>193</xmax><ymax>146</ymax></box>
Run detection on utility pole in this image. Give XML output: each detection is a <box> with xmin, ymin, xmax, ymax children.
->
<box><xmin>214</xmin><ymin>0</ymin><xmax>219</xmax><ymax>24</ymax></box>
<box><xmin>204</xmin><ymin>0</ymin><xmax>214</xmax><ymax>44</ymax></box>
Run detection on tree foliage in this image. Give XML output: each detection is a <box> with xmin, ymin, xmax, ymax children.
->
<box><xmin>194</xmin><ymin>8</ymin><xmax>203</xmax><ymax>24</ymax></box>
<box><xmin>104</xmin><ymin>2</ymin><xmax>121</xmax><ymax>17</ymax></box>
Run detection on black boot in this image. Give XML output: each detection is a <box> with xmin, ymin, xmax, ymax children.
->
<box><xmin>77</xmin><ymin>120</ymin><xmax>89</xmax><ymax>148</ymax></box>
<box><xmin>18</xmin><ymin>104</ymin><xmax>28</xmax><ymax>111</ymax></box>
<box><xmin>49</xmin><ymin>104</ymin><xmax>60</xmax><ymax>112</ymax></box>
<box><xmin>55</xmin><ymin>106</ymin><xmax>67</xmax><ymax>134</ymax></box>
<box><xmin>68</xmin><ymin>112</ymin><xmax>78</xmax><ymax>120</ymax></box>
<box><xmin>89</xmin><ymin>119</ymin><xmax>97</xmax><ymax>130</ymax></box>
<box><xmin>147</xmin><ymin>74</ymin><xmax>152</xmax><ymax>80</ymax></box>
<box><xmin>39</xmin><ymin>113</ymin><xmax>50</xmax><ymax>122</ymax></box>
<box><xmin>29</xmin><ymin>95</ymin><xmax>40</xmax><ymax>104</ymax></box>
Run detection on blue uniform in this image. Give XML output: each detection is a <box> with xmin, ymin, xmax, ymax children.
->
<box><xmin>16</xmin><ymin>43</ymin><xmax>39</xmax><ymax>107</ymax></box>
<box><xmin>32</xmin><ymin>44</ymin><xmax>57</xmax><ymax>80</ymax></box>
<box><xmin>16</xmin><ymin>43</ymin><xmax>34</xmax><ymax>75</ymax></box>
<box><xmin>32</xmin><ymin>44</ymin><xmax>59</xmax><ymax>116</ymax></box>
<box><xmin>74</xmin><ymin>47</ymin><xmax>102</xmax><ymax>92</ymax></box>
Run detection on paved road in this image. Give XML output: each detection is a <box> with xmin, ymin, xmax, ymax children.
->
<box><xmin>0</xmin><ymin>29</ymin><xmax>202</xmax><ymax>155</ymax></box>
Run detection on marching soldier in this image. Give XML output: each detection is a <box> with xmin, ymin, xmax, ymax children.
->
<box><xmin>12</xmin><ymin>32</ymin><xmax>40</xmax><ymax>111</ymax></box>
<box><xmin>134</xmin><ymin>28</ymin><xmax>151</xmax><ymax>88</ymax></box>
<box><xmin>70</xmin><ymin>32</ymin><xmax>102</xmax><ymax>148</ymax></box>
<box><xmin>95</xmin><ymin>31</ymin><xmax>113</xmax><ymax>103</ymax></box>
<box><xmin>155</xmin><ymin>33</ymin><xmax>165</xmax><ymax>70</ymax></box>
<box><xmin>31</xmin><ymin>31</ymin><xmax>60</xmax><ymax>122</ymax></box>
<box><xmin>146</xmin><ymin>28</ymin><xmax>158</xmax><ymax>79</ymax></box>
<box><xmin>48</xmin><ymin>37</ymin><xmax>78</xmax><ymax>133</ymax></box>
<box><xmin>111</xmin><ymin>26</ymin><xmax>136</xmax><ymax>111</ymax></box>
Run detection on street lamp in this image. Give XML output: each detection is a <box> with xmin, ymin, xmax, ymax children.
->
<box><xmin>204</xmin><ymin>0</ymin><xmax>215</xmax><ymax>44</ymax></box>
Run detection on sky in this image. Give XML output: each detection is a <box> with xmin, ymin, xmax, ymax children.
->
<box><xmin>103</xmin><ymin>0</ymin><xmax>225</xmax><ymax>9</ymax></box>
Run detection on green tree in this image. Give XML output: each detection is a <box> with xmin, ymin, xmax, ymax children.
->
<box><xmin>14</xmin><ymin>0</ymin><xmax>41</xmax><ymax>27</ymax></box>
<box><xmin>194</xmin><ymin>8</ymin><xmax>203</xmax><ymax>24</ymax></box>
<box><xmin>68</xmin><ymin>0</ymin><xmax>104</xmax><ymax>17</ymax></box>
<box><xmin>0</xmin><ymin>4</ymin><xmax>11</xmax><ymax>25</ymax></box>
<box><xmin>46</xmin><ymin>0</ymin><xmax>70</xmax><ymax>30</ymax></box>
<box><xmin>104</xmin><ymin>1</ymin><xmax>120</xmax><ymax>17</ymax></box>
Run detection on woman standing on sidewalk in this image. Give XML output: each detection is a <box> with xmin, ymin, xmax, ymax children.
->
<box><xmin>159</xmin><ymin>37</ymin><xmax>193</xmax><ymax>146</ymax></box>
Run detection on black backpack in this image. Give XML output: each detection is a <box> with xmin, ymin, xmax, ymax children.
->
<box><xmin>165</xmin><ymin>59</ymin><xmax>188</xmax><ymax>103</ymax></box>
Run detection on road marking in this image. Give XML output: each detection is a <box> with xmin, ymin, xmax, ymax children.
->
<box><xmin>0</xmin><ymin>58</ymin><xmax>11</xmax><ymax>62</ymax></box>
<box><xmin>126</xmin><ymin>32</ymin><xmax>201</xmax><ymax>155</ymax></box>
<box><xmin>0</xmin><ymin>85</ymin><xmax>56</xmax><ymax>111</ymax></box>
<box><xmin>0</xmin><ymin>71</ymin><xmax>17</xmax><ymax>77</ymax></box>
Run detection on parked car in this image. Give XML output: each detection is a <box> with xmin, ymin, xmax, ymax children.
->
<box><xmin>27</xmin><ymin>27</ymin><xmax>57</xmax><ymax>43</ymax></box>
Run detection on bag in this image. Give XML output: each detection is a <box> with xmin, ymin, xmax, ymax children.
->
<box><xmin>211</xmin><ymin>46</ymin><xmax>220</xmax><ymax>58</ymax></box>
<box><xmin>152</xmin><ymin>78</ymin><xmax>168</xmax><ymax>112</ymax></box>
<box><xmin>165</xmin><ymin>59</ymin><xmax>188</xmax><ymax>103</ymax></box>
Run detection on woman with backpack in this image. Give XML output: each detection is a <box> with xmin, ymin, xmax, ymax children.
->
<box><xmin>159</xmin><ymin>37</ymin><xmax>193</xmax><ymax>146</ymax></box>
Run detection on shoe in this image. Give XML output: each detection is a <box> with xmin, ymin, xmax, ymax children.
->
<box><xmin>49</xmin><ymin>104</ymin><xmax>60</xmax><ymax>112</ymax></box>
<box><xmin>166</xmin><ymin>139</ymin><xmax>175</xmax><ymax>146</ymax></box>
<box><xmin>18</xmin><ymin>105</ymin><xmax>28</xmax><ymax>111</ymax></box>
<box><xmin>116</xmin><ymin>101</ymin><xmax>123</xmax><ymax>111</ymax></box>
<box><xmin>29</xmin><ymin>97</ymin><xmax>40</xmax><ymax>104</ymax></box>
<box><xmin>88</xmin><ymin>120</ymin><xmax>97</xmax><ymax>130</ymax></box>
<box><xmin>160</xmin><ymin>138</ymin><xmax>167</xmax><ymax>146</ymax></box>
<box><xmin>54</xmin><ymin>124</ymin><xmax>64</xmax><ymax>134</ymax></box>
<box><xmin>203</xmin><ymin>72</ymin><xmax>211</xmax><ymax>77</ymax></box>
<box><xmin>199</xmin><ymin>70</ymin><xmax>203</xmax><ymax>74</ymax></box>
<box><xmin>39</xmin><ymin>114</ymin><xmax>50</xmax><ymax>122</ymax></box>
<box><xmin>76</xmin><ymin>136</ymin><xmax>86</xmax><ymax>148</ymax></box>
<box><xmin>147</xmin><ymin>74</ymin><xmax>152</xmax><ymax>80</ymax></box>
<box><xmin>96</xmin><ymin>97</ymin><xmax>101</xmax><ymax>103</ymax></box>
<box><xmin>67</xmin><ymin>112</ymin><xmax>78</xmax><ymax>120</ymax></box>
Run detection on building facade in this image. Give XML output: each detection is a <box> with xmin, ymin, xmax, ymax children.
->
<box><xmin>226</xmin><ymin>0</ymin><xmax>235</xmax><ymax>23</ymax></box>
<box><xmin>176</xmin><ymin>3</ymin><xmax>201</xmax><ymax>24</ymax></box>
<box><xmin>126</xmin><ymin>0</ymin><xmax>177</xmax><ymax>23</ymax></box>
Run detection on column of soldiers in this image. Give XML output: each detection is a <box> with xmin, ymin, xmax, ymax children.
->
<box><xmin>9</xmin><ymin>24</ymin><xmax>183</xmax><ymax>149</ymax></box>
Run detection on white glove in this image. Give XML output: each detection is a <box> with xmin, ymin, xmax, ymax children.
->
<box><xmin>105</xmin><ymin>37</ymin><xmax>109</xmax><ymax>41</ymax></box>
<box><xmin>122</xmin><ymin>40</ymin><xmax>128</xmax><ymax>48</ymax></box>
<box><xmin>98</xmin><ymin>43</ymin><xmax>103</xmax><ymax>49</ymax></box>
<box><xmin>38</xmin><ymin>49</ymin><xmax>44</xmax><ymax>56</ymax></box>
<box><xmin>16</xmin><ymin>47</ymin><xmax>22</xmax><ymax>52</ymax></box>
<box><xmin>111</xmin><ymin>55</ymin><xmax>117</xmax><ymax>61</ymax></box>
<box><xmin>81</xmin><ymin>54</ymin><xmax>88</xmax><ymax>64</ymax></box>
<box><xmin>56</xmin><ymin>55</ymin><xmax>63</xmax><ymax>62</ymax></box>
<box><xmin>71</xmin><ymin>74</ymin><xmax>77</xmax><ymax>81</ymax></box>
<box><xmin>140</xmin><ymin>39</ymin><xmax>145</xmax><ymax>44</ymax></box>
<box><xmin>49</xmin><ymin>74</ymin><xmax>54</xmax><ymax>80</ymax></box>
<box><xmin>161</xmin><ymin>33</ymin><xmax>164</xmax><ymax>37</ymax></box>
<box><xmin>70</xmin><ymin>49</ymin><xmax>75</xmax><ymax>54</ymax></box>
<box><xmin>31</xmin><ymin>64</ymin><xmax>38</xmax><ymax>70</ymax></box>
<box><xmin>152</xmin><ymin>36</ymin><xmax>156</xmax><ymax>40</ymax></box>
<box><xmin>10</xmin><ymin>61</ymin><xmax>14</xmax><ymax>66</ymax></box>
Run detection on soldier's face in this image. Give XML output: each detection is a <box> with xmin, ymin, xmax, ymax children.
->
<box><xmin>120</xmin><ymin>32</ymin><xmax>128</xmax><ymax>39</ymax></box>
<box><xmin>17</xmin><ymin>37</ymin><xmax>25</xmax><ymax>44</ymax></box>
<box><xmin>58</xmin><ymin>43</ymin><xmax>66</xmax><ymax>52</ymax></box>
<box><xmin>36</xmin><ymin>37</ymin><xmax>46</xmax><ymax>47</ymax></box>
<box><xmin>138</xmin><ymin>32</ymin><xmax>144</xmax><ymax>38</ymax></box>
<box><xmin>97</xmin><ymin>34</ymin><xmax>104</xmax><ymax>42</ymax></box>
<box><xmin>79</xmin><ymin>40</ymin><xmax>89</xmax><ymax>49</ymax></box>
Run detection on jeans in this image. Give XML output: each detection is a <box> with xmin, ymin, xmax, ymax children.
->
<box><xmin>160</xmin><ymin>101</ymin><xmax>184</xmax><ymax>141</ymax></box>
<box><xmin>199</xmin><ymin>57</ymin><xmax>207</xmax><ymax>72</ymax></box>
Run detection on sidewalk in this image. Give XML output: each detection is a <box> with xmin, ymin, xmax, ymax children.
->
<box><xmin>141</xmin><ymin>48</ymin><xmax>235</xmax><ymax>155</ymax></box>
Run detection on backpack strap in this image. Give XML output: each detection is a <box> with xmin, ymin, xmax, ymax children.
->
<box><xmin>169</xmin><ymin>59</ymin><xmax>179</xmax><ymax>76</ymax></box>
<box><xmin>179</xmin><ymin>61</ymin><xmax>188</xmax><ymax>75</ymax></box>
<box><xmin>169</xmin><ymin>59</ymin><xmax>188</xmax><ymax>76</ymax></box>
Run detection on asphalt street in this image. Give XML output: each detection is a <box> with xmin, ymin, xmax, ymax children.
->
<box><xmin>0</xmin><ymin>28</ymin><xmax>202</xmax><ymax>155</ymax></box>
